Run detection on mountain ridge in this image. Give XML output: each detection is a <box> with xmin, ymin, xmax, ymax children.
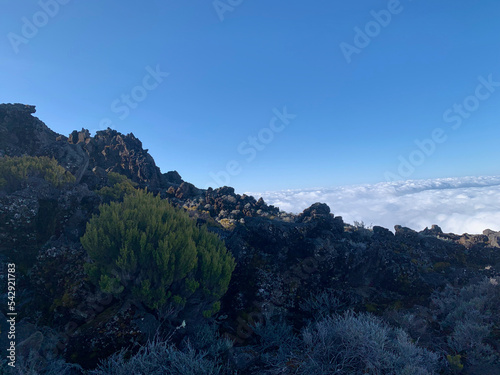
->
<box><xmin>1</xmin><ymin>103</ymin><xmax>499</xmax><ymax>373</ymax></box>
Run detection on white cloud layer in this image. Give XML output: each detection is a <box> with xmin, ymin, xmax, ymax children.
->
<box><xmin>246</xmin><ymin>176</ymin><xmax>500</xmax><ymax>235</ymax></box>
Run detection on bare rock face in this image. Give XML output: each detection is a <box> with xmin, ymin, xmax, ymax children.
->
<box><xmin>420</xmin><ymin>224</ymin><xmax>443</xmax><ymax>236</ymax></box>
<box><xmin>174</xmin><ymin>181</ymin><xmax>200</xmax><ymax>199</ymax></box>
<box><xmin>373</xmin><ymin>225</ymin><xmax>394</xmax><ymax>239</ymax></box>
<box><xmin>0</xmin><ymin>103</ymin><xmax>53</xmax><ymax>156</ymax></box>
<box><xmin>201</xmin><ymin>187</ymin><xmax>280</xmax><ymax>220</ymax></box>
<box><xmin>483</xmin><ymin>229</ymin><xmax>500</xmax><ymax>248</ymax></box>
<box><xmin>162</xmin><ymin>170</ymin><xmax>183</xmax><ymax>186</ymax></box>
<box><xmin>296</xmin><ymin>202</ymin><xmax>344</xmax><ymax>234</ymax></box>
<box><xmin>296</xmin><ymin>202</ymin><xmax>331</xmax><ymax>221</ymax></box>
<box><xmin>394</xmin><ymin>225</ymin><xmax>419</xmax><ymax>239</ymax></box>
<box><xmin>68</xmin><ymin>129</ymin><xmax>91</xmax><ymax>145</ymax></box>
<box><xmin>79</xmin><ymin>128</ymin><xmax>163</xmax><ymax>189</ymax></box>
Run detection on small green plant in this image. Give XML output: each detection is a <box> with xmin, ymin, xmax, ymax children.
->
<box><xmin>203</xmin><ymin>301</ymin><xmax>221</xmax><ymax>318</ymax></box>
<box><xmin>433</xmin><ymin>262</ymin><xmax>451</xmax><ymax>272</ymax></box>
<box><xmin>447</xmin><ymin>354</ymin><xmax>464</xmax><ymax>373</ymax></box>
<box><xmin>0</xmin><ymin>155</ymin><xmax>75</xmax><ymax>192</ymax></box>
<box><xmin>81</xmin><ymin>189</ymin><xmax>235</xmax><ymax>312</ymax></box>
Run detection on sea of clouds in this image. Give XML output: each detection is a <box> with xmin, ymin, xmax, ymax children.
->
<box><xmin>247</xmin><ymin>176</ymin><xmax>500</xmax><ymax>235</ymax></box>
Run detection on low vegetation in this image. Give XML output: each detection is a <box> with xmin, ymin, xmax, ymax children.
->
<box><xmin>0</xmin><ymin>155</ymin><xmax>75</xmax><ymax>192</ymax></box>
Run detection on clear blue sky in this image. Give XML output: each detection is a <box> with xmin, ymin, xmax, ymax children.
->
<box><xmin>1</xmin><ymin>0</ymin><xmax>499</xmax><ymax>192</ymax></box>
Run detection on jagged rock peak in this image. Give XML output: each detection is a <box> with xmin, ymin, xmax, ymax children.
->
<box><xmin>394</xmin><ymin>225</ymin><xmax>418</xmax><ymax>238</ymax></box>
<box><xmin>0</xmin><ymin>103</ymin><xmax>36</xmax><ymax>113</ymax></box>
<box><xmin>77</xmin><ymin>127</ymin><xmax>164</xmax><ymax>189</ymax></box>
<box><xmin>420</xmin><ymin>224</ymin><xmax>444</xmax><ymax>236</ymax></box>
<box><xmin>0</xmin><ymin>103</ymin><xmax>59</xmax><ymax>158</ymax></box>
<box><xmin>483</xmin><ymin>229</ymin><xmax>500</xmax><ymax>248</ymax></box>
<box><xmin>297</xmin><ymin>202</ymin><xmax>331</xmax><ymax>222</ymax></box>
<box><xmin>68</xmin><ymin>128</ymin><xmax>91</xmax><ymax>144</ymax></box>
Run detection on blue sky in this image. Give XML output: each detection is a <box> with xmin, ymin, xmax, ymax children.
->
<box><xmin>1</xmin><ymin>0</ymin><xmax>500</xmax><ymax>192</ymax></box>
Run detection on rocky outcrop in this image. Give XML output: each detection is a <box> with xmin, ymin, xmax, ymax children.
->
<box><xmin>483</xmin><ymin>229</ymin><xmax>500</xmax><ymax>248</ymax></box>
<box><xmin>0</xmin><ymin>103</ymin><xmax>89</xmax><ymax>181</ymax></box>
<box><xmin>174</xmin><ymin>181</ymin><xmax>201</xmax><ymax>200</ymax></box>
<box><xmin>79</xmin><ymin>128</ymin><xmax>163</xmax><ymax>189</ymax></box>
<box><xmin>0</xmin><ymin>103</ymin><xmax>55</xmax><ymax>156</ymax></box>
<box><xmin>0</xmin><ymin>103</ymin><xmax>183</xmax><ymax>191</ymax></box>
<box><xmin>162</xmin><ymin>170</ymin><xmax>183</xmax><ymax>186</ymax></box>
<box><xmin>201</xmin><ymin>187</ymin><xmax>282</xmax><ymax>221</ymax></box>
<box><xmin>68</xmin><ymin>129</ymin><xmax>91</xmax><ymax>145</ymax></box>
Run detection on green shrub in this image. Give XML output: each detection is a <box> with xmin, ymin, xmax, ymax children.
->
<box><xmin>432</xmin><ymin>261</ymin><xmax>451</xmax><ymax>272</ymax></box>
<box><xmin>96</xmin><ymin>172</ymin><xmax>137</xmax><ymax>203</ymax></box>
<box><xmin>0</xmin><ymin>155</ymin><xmax>75</xmax><ymax>192</ymax></box>
<box><xmin>81</xmin><ymin>189</ymin><xmax>235</xmax><ymax>311</ymax></box>
<box><xmin>447</xmin><ymin>354</ymin><xmax>464</xmax><ymax>373</ymax></box>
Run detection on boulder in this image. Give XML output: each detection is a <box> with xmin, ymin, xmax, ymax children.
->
<box><xmin>483</xmin><ymin>229</ymin><xmax>500</xmax><ymax>248</ymax></box>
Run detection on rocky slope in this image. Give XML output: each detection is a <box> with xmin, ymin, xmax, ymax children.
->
<box><xmin>1</xmin><ymin>103</ymin><xmax>499</xmax><ymax>373</ymax></box>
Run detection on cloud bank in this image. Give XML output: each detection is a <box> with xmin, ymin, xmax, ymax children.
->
<box><xmin>247</xmin><ymin>176</ymin><xmax>500</xmax><ymax>234</ymax></box>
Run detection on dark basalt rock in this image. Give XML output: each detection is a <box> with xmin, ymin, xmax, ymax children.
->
<box><xmin>162</xmin><ymin>170</ymin><xmax>183</xmax><ymax>186</ymax></box>
<box><xmin>296</xmin><ymin>202</ymin><xmax>331</xmax><ymax>221</ymax></box>
<box><xmin>394</xmin><ymin>225</ymin><xmax>419</xmax><ymax>239</ymax></box>
<box><xmin>79</xmin><ymin>128</ymin><xmax>163</xmax><ymax>189</ymax></box>
<box><xmin>483</xmin><ymin>229</ymin><xmax>500</xmax><ymax>248</ymax></box>
<box><xmin>420</xmin><ymin>224</ymin><xmax>443</xmax><ymax>236</ymax></box>
<box><xmin>0</xmin><ymin>103</ymin><xmax>53</xmax><ymax>157</ymax></box>
<box><xmin>373</xmin><ymin>225</ymin><xmax>394</xmax><ymax>239</ymax></box>
<box><xmin>296</xmin><ymin>202</ymin><xmax>344</xmax><ymax>234</ymax></box>
<box><xmin>175</xmin><ymin>181</ymin><xmax>201</xmax><ymax>200</ymax></box>
<box><xmin>68</xmin><ymin>129</ymin><xmax>91</xmax><ymax>145</ymax></box>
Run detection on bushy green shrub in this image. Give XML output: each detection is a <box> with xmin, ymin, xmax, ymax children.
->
<box><xmin>0</xmin><ymin>155</ymin><xmax>75</xmax><ymax>192</ymax></box>
<box><xmin>96</xmin><ymin>172</ymin><xmax>137</xmax><ymax>203</ymax></box>
<box><xmin>81</xmin><ymin>189</ymin><xmax>235</xmax><ymax>311</ymax></box>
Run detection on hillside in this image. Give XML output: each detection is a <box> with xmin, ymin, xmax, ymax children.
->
<box><xmin>1</xmin><ymin>103</ymin><xmax>499</xmax><ymax>374</ymax></box>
